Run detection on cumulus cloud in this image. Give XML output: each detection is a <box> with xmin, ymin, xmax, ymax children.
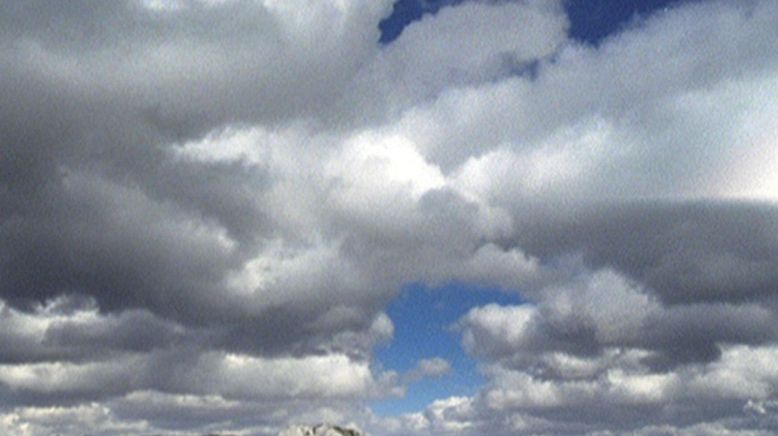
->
<box><xmin>2</xmin><ymin>0</ymin><xmax>778</xmax><ymax>434</ymax></box>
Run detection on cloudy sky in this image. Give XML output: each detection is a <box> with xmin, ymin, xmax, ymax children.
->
<box><xmin>2</xmin><ymin>0</ymin><xmax>778</xmax><ymax>434</ymax></box>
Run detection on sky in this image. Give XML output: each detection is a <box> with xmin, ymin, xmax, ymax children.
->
<box><xmin>1</xmin><ymin>0</ymin><xmax>778</xmax><ymax>435</ymax></box>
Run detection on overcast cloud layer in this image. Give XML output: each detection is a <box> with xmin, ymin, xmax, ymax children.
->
<box><xmin>2</xmin><ymin>0</ymin><xmax>778</xmax><ymax>434</ymax></box>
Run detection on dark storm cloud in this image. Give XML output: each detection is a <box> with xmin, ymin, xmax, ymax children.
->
<box><xmin>0</xmin><ymin>0</ymin><xmax>378</xmax><ymax>125</ymax></box>
<box><xmin>0</xmin><ymin>0</ymin><xmax>392</xmax><ymax>316</ymax></box>
<box><xmin>463</xmin><ymin>298</ymin><xmax>778</xmax><ymax>373</ymax></box>
<box><xmin>0</xmin><ymin>4</ymin><xmax>404</xmax><ymax>428</ymax></box>
<box><xmin>510</xmin><ymin>200</ymin><xmax>778</xmax><ymax>304</ymax></box>
<box><xmin>0</xmin><ymin>173</ymin><xmax>235</xmax><ymax>316</ymax></box>
<box><xmin>0</xmin><ymin>304</ymin><xmax>189</xmax><ymax>364</ymax></box>
<box><xmin>44</xmin><ymin>310</ymin><xmax>186</xmax><ymax>354</ymax></box>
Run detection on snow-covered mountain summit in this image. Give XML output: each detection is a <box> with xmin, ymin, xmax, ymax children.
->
<box><xmin>278</xmin><ymin>423</ymin><xmax>364</xmax><ymax>436</ymax></box>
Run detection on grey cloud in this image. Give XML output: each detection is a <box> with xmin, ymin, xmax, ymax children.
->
<box><xmin>403</xmin><ymin>357</ymin><xmax>452</xmax><ymax>384</ymax></box>
<box><xmin>3</xmin><ymin>0</ymin><xmax>778</xmax><ymax>434</ymax></box>
<box><xmin>0</xmin><ymin>346</ymin><xmax>390</xmax><ymax>408</ymax></box>
<box><xmin>0</xmin><ymin>298</ymin><xmax>190</xmax><ymax>364</ymax></box>
<box><xmin>390</xmin><ymin>345</ymin><xmax>778</xmax><ymax>435</ymax></box>
<box><xmin>0</xmin><ymin>171</ymin><xmax>238</xmax><ymax>318</ymax></box>
<box><xmin>0</xmin><ymin>0</ymin><xmax>395</xmax><ymax>344</ymax></box>
<box><xmin>509</xmin><ymin>201</ymin><xmax>778</xmax><ymax>304</ymax></box>
<box><xmin>0</xmin><ymin>0</ymin><xmax>392</xmax><ymax>125</ymax></box>
<box><xmin>43</xmin><ymin>310</ymin><xmax>187</xmax><ymax>354</ymax></box>
<box><xmin>335</xmin><ymin>0</ymin><xmax>568</xmax><ymax>128</ymax></box>
<box><xmin>461</xmin><ymin>268</ymin><xmax>778</xmax><ymax>374</ymax></box>
<box><xmin>109</xmin><ymin>391</ymin><xmax>286</xmax><ymax>434</ymax></box>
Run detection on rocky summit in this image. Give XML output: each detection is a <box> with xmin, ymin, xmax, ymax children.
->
<box><xmin>278</xmin><ymin>423</ymin><xmax>364</xmax><ymax>436</ymax></box>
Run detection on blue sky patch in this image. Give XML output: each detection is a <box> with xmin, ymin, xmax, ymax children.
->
<box><xmin>379</xmin><ymin>0</ymin><xmax>692</xmax><ymax>45</ymax></box>
<box><xmin>371</xmin><ymin>282</ymin><xmax>522</xmax><ymax>416</ymax></box>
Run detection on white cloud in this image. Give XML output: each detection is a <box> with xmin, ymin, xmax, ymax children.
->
<box><xmin>192</xmin><ymin>352</ymin><xmax>376</xmax><ymax>399</ymax></box>
<box><xmin>0</xmin><ymin>350</ymin><xmax>395</xmax><ymax>402</ymax></box>
<box><xmin>341</xmin><ymin>0</ymin><xmax>568</xmax><ymax>119</ymax></box>
<box><xmin>461</xmin><ymin>303</ymin><xmax>536</xmax><ymax>356</ymax></box>
<box><xmin>416</xmin><ymin>358</ymin><xmax>452</xmax><ymax>378</ymax></box>
<box><xmin>404</xmin><ymin>357</ymin><xmax>452</xmax><ymax>383</ymax></box>
<box><xmin>0</xmin><ymin>403</ymin><xmax>150</xmax><ymax>436</ymax></box>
